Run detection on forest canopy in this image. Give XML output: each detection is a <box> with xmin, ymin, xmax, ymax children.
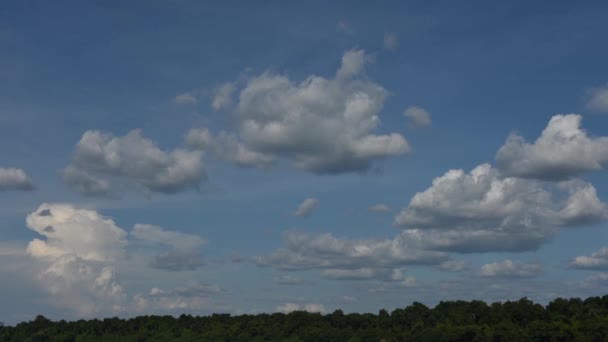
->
<box><xmin>3</xmin><ymin>295</ymin><xmax>608</xmax><ymax>341</ymax></box>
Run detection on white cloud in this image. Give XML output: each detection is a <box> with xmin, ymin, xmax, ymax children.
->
<box><xmin>25</xmin><ymin>204</ymin><xmax>129</xmax><ymax>316</ymax></box>
<box><xmin>586</xmin><ymin>84</ymin><xmax>608</xmax><ymax>112</ymax></box>
<box><xmin>383</xmin><ymin>32</ymin><xmax>399</xmax><ymax>50</ymax></box>
<box><xmin>496</xmin><ymin>114</ymin><xmax>608</xmax><ymax>180</ymax></box>
<box><xmin>368</xmin><ymin>204</ymin><xmax>392</xmax><ymax>212</ymax></box>
<box><xmin>294</xmin><ymin>198</ymin><xmax>319</xmax><ymax>217</ymax></box>
<box><xmin>403</xmin><ymin>106</ymin><xmax>432</xmax><ymax>127</ymax></box>
<box><xmin>204</xmin><ymin>50</ymin><xmax>409</xmax><ymax>173</ymax></box>
<box><xmin>63</xmin><ymin>129</ymin><xmax>205</xmax><ymax>197</ymax></box>
<box><xmin>26</xmin><ymin>203</ymin><xmax>128</xmax><ymax>262</ymax></box>
<box><xmin>394</xmin><ymin>163</ymin><xmax>608</xmax><ymax>252</ymax></box>
<box><xmin>569</xmin><ymin>247</ymin><xmax>608</xmax><ymax>270</ymax></box>
<box><xmin>212</xmin><ymin>82</ymin><xmax>236</xmax><ymax>111</ymax></box>
<box><xmin>480</xmin><ymin>259</ymin><xmax>542</xmax><ymax>278</ymax></box>
<box><xmin>0</xmin><ymin>167</ymin><xmax>35</xmax><ymax>191</ymax></box>
<box><xmin>174</xmin><ymin>92</ymin><xmax>198</xmax><ymax>105</ymax></box>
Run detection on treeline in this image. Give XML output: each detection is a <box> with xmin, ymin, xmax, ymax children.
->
<box><xmin>4</xmin><ymin>296</ymin><xmax>608</xmax><ymax>341</ymax></box>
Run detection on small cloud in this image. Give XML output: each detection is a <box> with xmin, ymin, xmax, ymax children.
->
<box><xmin>404</xmin><ymin>106</ymin><xmax>432</xmax><ymax>127</ymax></box>
<box><xmin>174</xmin><ymin>92</ymin><xmax>198</xmax><ymax>105</ymax></box>
<box><xmin>480</xmin><ymin>259</ymin><xmax>542</xmax><ymax>278</ymax></box>
<box><xmin>383</xmin><ymin>32</ymin><xmax>399</xmax><ymax>50</ymax></box>
<box><xmin>273</xmin><ymin>275</ymin><xmax>310</xmax><ymax>286</ymax></box>
<box><xmin>586</xmin><ymin>84</ymin><xmax>608</xmax><ymax>112</ymax></box>
<box><xmin>0</xmin><ymin>167</ymin><xmax>35</xmax><ymax>191</ymax></box>
<box><xmin>337</xmin><ymin>20</ymin><xmax>353</xmax><ymax>35</ymax></box>
<box><xmin>294</xmin><ymin>198</ymin><xmax>319</xmax><ymax>217</ymax></box>
<box><xmin>211</xmin><ymin>82</ymin><xmax>236</xmax><ymax>111</ymax></box>
<box><xmin>368</xmin><ymin>204</ymin><xmax>391</xmax><ymax>213</ymax></box>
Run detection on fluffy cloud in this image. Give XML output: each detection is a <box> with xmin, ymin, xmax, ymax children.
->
<box><xmin>63</xmin><ymin>130</ymin><xmax>205</xmax><ymax>197</ymax></box>
<box><xmin>403</xmin><ymin>106</ymin><xmax>432</xmax><ymax>127</ymax></box>
<box><xmin>480</xmin><ymin>260</ymin><xmax>542</xmax><ymax>278</ymax></box>
<box><xmin>276</xmin><ymin>303</ymin><xmax>326</xmax><ymax>314</ymax></box>
<box><xmin>254</xmin><ymin>231</ymin><xmax>448</xmax><ymax>272</ymax></box>
<box><xmin>0</xmin><ymin>167</ymin><xmax>35</xmax><ymax>191</ymax></box>
<box><xmin>174</xmin><ymin>92</ymin><xmax>198</xmax><ymax>105</ymax></box>
<box><xmin>496</xmin><ymin>114</ymin><xmax>608</xmax><ymax>180</ymax></box>
<box><xmin>586</xmin><ymin>84</ymin><xmax>608</xmax><ymax>112</ymax></box>
<box><xmin>131</xmin><ymin>224</ymin><xmax>207</xmax><ymax>272</ymax></box>
<box><xmin>368</xmin><ymin>204</ymin><xmax>392</xmax><ymax>212</ymax></box>
<box><xmin>394</xmin><ymin>163</ymin><xmax>608</xmax><ymax>252</ymax></box>
<box><xmin>199</xmin><ymin>50</ymin><xmax>409</xmax><ymax>173</ymax></box>
<box><xmin>25</xmin><ymin>204</ymin><xmax>129</xmax><ymax>316</ymax></box>
<box><xmin>26</xmin><ymin>203</ymin><xmax>128</xmax><ymax>262</ymax></box>
<box><xmin>383</xmin><ymin>32</ymin><xmax>399</xmax><ymax>50</ymax></box>
<box><xmin>569</xmin><ymin>247</ymin><xmax>608</xmax><ymax>270</ymax></box>
<box><xmin>294</xmin><ymin>198</ymin><xmax>319</xmax><ymax>217</ymax></box>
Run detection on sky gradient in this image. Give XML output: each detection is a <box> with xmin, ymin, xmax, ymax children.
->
<box><xmin>1</xmin><ymin>0</ymin><xmax>608</xmax><ymax>324</ymax></box>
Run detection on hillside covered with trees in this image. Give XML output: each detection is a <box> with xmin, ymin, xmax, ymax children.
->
<box><xmin>3</xmin><ymin>296</ymin><xmax>608</xmax><ymax>341</ymax></box>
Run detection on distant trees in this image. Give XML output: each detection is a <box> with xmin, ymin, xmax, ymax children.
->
<box><xmin>3</xmin><ymin>295</ymin><xmax>608</xmax><ymax>341</ymax></box>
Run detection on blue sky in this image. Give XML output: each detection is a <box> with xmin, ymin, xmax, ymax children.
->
<box><xmin>1</xmin><ymin>0</ymin><xmax>608</xmax><ymax>323</ymax></box>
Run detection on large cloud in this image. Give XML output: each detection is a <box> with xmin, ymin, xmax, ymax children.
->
<box><xmin>394</xmin><ymin>164</ymin><xmax>608</xmax><ymax>252</ymax></box>
<box><xmin>496</xmin><ymin>114</ymin><xmax>608</xmax><ymax>180</ymax></box>
<box><xmin>25</xmin><ymin>204</ymin><xmax>129</xmax><ymax>315</ymax></box>
<box><xmin>190</xmin><ymin>50</ymin><xmax>410</xmax><ymax>173</ymax></box>
<box><xmin>63</xmin><ymin>130</ymin><xmax>205</xmax><ymax>197</ymax></box>
<box><xmin>0</xmin><ymin>167</ymin><xmax>35</xmax><ymax>191</ymax></box>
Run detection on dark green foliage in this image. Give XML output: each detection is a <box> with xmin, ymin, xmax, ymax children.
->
<box><xmin>3</xmin><ymin>295</ymin><xmax>608</xmax><ymax>341</ymax></box>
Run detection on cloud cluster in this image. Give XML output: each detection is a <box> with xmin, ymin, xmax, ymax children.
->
<box><xmin>569</xmin><ymin>247</ymin><xmax>608</xmax><ymax>270</ymax></box>
<box><xmin>192</xmin><ymin>50</ymin><xmax>410</xmax><ymax>174</ymax></box>
<box><xmin>496</xmin><ymin>114</ymin><xmax>608</xmax><ymax>180</ymax></box>
<box><xmin>63</xmin><ymin>130</ymin><xmax>205</xmax><ymax>197</ymax></box>
<box><xmin>394</xmin><ymin>163</ymin><xmax>607</xmax><ymax>252</ymax></box>
<box><xmin>254</xmin><ymin>231</ymin><xmax>448</xmax><ymax>273</ymax></box>
<box><xmin>0</xmin><ymin>167</ymin><xmax>35</xmax><ymax>191</ymax></box>
<box><xmin>480</xmin><ymin>259</ymin><xmax>542</xmax><ymax>278</ymax></box>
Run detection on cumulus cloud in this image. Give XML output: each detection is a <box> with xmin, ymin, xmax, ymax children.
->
<box><xmin>63</xmin><ymin>130</ymin><xmax>205</xmax><ymax>197</ymax></box>
<box><xmin>254</xmin><ymin>231</ymin><xmax>448</xmax><ymax>272</ymax></box>
<box><xmin>480</xmin><ymin>260</ymin><xmax>542</xmax><ymax>278</ymax></box>
<box><xmin>569</xmin><ymin>247</ymin><xmax>608</xmax><ymax>270</ymax></box>
<box><xmin>201</xmin><ymin>50</ymin><xmax>409</xmax><ymax>174</ymax></box>
<box><xmin>394</xmin><ymin>163</ymin><xmax>608</xmax><ymax>253</ymax></box>
<box><xmin>403</xmin><ymin>106</ymin><xmax>432</xmax><ymax>127</ymax></box>
<box><xmin>496</xmin><ymin>114</ymin><xmax>608</xmax><ymax>180</ymax></box>
<box><xmin>276</xmin><ymin>303</ymin><xmax>326</xmax><ymax>314</ymax></box>
<box><xmin>174</xmin><ymin>92</ymin><xmax>198</xmax><ymax>105</ymax></box>
<box><xmin>368</xmin><ymin>204</ymin><xmax>392</xmax><ymax>212</ymax></box>
<box><xmin>212</xmin><ymin>82</ymin><xmax>236</xmax><ymax>111</ymax></box>
<box><xmin>131</xmin><ymin>224</ymin><xmax>206</xmax><ymax>272</ymax></box>
<box><xmin>586</xmin><ymin>84</ymin><xmax>608</xmax><ymax>112</ymax></box>
<box><xmin>294</xmin><ymin>198</ymin><xmax>319</xmax><ymax>217</ymax></box>
<box><xmin>383</xmin><ymin>32</ymin><xmax>399</xmax><ymax>50</ymax></box>
<box><xmin>25</xmin><ymin>204</ymin><xmax>129</xmax><ymax>315</ymax></box>
<box><xmin>26</xmin><ymin>203</ymin><xmax>128</xmax><ymax>262</ymax></box>
<box><xmin>0</xmin><ymin>167</ymin><xmax>35</xmax><ymax>191</ymax></box>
